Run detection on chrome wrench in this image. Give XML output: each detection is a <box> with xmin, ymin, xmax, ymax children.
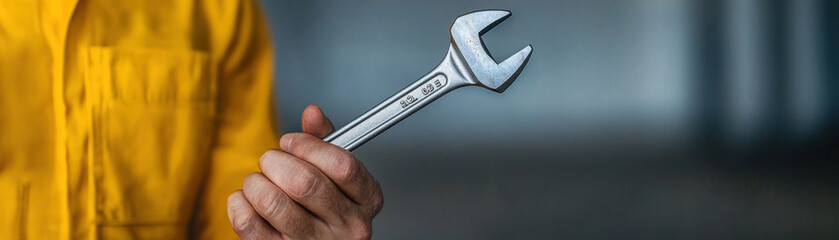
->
<box><xmin>324</xmin><ymin>9</ymin><xmax>533</xmax><ymax>151</ymax></box>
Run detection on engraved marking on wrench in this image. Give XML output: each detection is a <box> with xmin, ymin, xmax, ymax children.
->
<box><xmin>399</xmin><ymin>75</ymin><xmax>448</xmax><ymax>109</ymax></box>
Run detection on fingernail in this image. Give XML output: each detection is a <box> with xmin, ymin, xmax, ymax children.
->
<box><xmin>280</xmin><ymin>134</ymin><xmax>294</xmax><ymax>151</ymax></box>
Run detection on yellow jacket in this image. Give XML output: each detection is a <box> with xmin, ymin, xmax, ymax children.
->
<box><xmin>0</xmin><ymin>0</ymin><xmax>278</xmax><ymax>239</ymax></box>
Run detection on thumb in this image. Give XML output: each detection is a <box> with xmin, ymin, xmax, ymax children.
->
<box><xmin>301</xmin><ymin>104</ymin><xmax>335</xmax><ymax>139</ymax></box>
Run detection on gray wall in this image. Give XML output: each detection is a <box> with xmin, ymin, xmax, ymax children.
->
<box><xmin>261</xmin><ymin>0</ymin><xmax>838</xmax><ymax>239</ymax></box>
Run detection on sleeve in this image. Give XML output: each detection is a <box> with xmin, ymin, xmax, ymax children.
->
<box><xmin>190</xmin><ymin>0</ymin><xmax>280</xmax><ymax>238</ymax></box>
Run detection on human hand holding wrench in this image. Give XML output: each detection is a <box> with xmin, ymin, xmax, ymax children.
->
<box><xmin>228</xmin><ymin>10</ymin><xmax>532</xmax><ymax>239</ymax></box>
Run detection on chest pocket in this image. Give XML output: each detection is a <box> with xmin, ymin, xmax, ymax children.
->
<box><xmin>82</xmin><ymin>46</ymin><xmax>216</xmax><ymax>226</ymax></box>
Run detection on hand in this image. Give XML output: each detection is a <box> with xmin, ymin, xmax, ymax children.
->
<box><xmin>227</xmin><ymin>105</ymin><xmax>384</xmax><ymax>239</ymax></box>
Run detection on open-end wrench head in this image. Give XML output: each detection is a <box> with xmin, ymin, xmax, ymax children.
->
<box><xmin>450</xmin><ymin>9</ymin><xmax>533</xmax><ymax>93</ymax></box>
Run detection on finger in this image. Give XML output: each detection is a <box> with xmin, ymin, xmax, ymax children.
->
<box><xmin>259</xmin><ymin>150</ymin><xmax>355</xmax><ymax>224</ymax></box>
<box><xmin>241</xmin><ymin>173</ymin><xmax>322</xmax><ymax>238</ymax></box>
<box><xmin>301</xmin><ymin>104</ymin><xmax>335</xmax><ymax>138</ymax></box>
<box><xmin>280</xmin><ymin>133</ymin><xmax>382</xmax><ymax>209</ymax></box>
<box><xmin>227</xmin><ymin>190</ymin><xmax>284</xmax><ymax>240</ymax></box>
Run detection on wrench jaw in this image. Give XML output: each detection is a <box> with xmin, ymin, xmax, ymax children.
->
<box><xmin>450</xmin><ymin>9</ymin><xmax>533</xmax><ymax>93</ymax></box>
<box><xmin>489</xmin><ymin>45</ymin><xmax>533</xmax><ymax>92</ymax></box>
<box><xmin>470</xmin><ymin>44</ymin><xmax>531</xmax><ymax>93</ymax></box>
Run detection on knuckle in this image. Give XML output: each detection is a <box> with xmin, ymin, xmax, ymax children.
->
<box><xmin>354</xmin><ymin>227</ymin><xmax>373</xmax><ymax>240</ymax></box>
<box><xmin>332</xmin><ymin>152</ymin><xmax>358</xmax><ymax>183</ymax></box>
<box><xmin>288</xmin><ymin>168</ymin><xmax>319</xmax><ymax>198</ymax></box>
<box><xmin>230</xmin><ymin>210</ymin><xmax>259</xmax><ymax>235</ymax></box>
<box><xmin>369</xmin><ymin>190</ymin><xmax>384</xmax><ymax>215</ymax></box>
<box><xmin>256</xmin><ymin>189</ymin><xmax>287</xmax><ymax>219</ymax></box>
<box><xmin>345</xmin><ymin>217</ymin><xmax>373</xmax><ymax>240</ymax></box>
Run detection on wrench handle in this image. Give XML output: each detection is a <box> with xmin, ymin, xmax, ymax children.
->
<box><xmin>325</xmin><ymin>72</ymin><xmax>454</xmax><ymax>151</ymax></box>
<box><xmin>324</xmin><ymin>47</ymin><xmax>471</xmax><ymax>151</ymax></box>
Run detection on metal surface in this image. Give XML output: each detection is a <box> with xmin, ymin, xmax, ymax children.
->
<box><xmin>324</xmin><ymin>9</ymin><xmax>533</xmax><ymax>151</ymax></box>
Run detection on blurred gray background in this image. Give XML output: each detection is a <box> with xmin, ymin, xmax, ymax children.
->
<box><xmin>261</xmin><ymin>0</ymin><xmax>838</xmax><ymax>239</ymax></box>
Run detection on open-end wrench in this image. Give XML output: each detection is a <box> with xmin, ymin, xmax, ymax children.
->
<box><xmin>324</xmin><ymin>9</ymin><xmax>533</xmax><ymax>151</ymax></box>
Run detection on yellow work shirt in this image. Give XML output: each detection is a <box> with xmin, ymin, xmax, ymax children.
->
<box><xmin>0</xmin><ymin>0</ymin><xmax>279</xmax><ymax>239</ymax></box>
